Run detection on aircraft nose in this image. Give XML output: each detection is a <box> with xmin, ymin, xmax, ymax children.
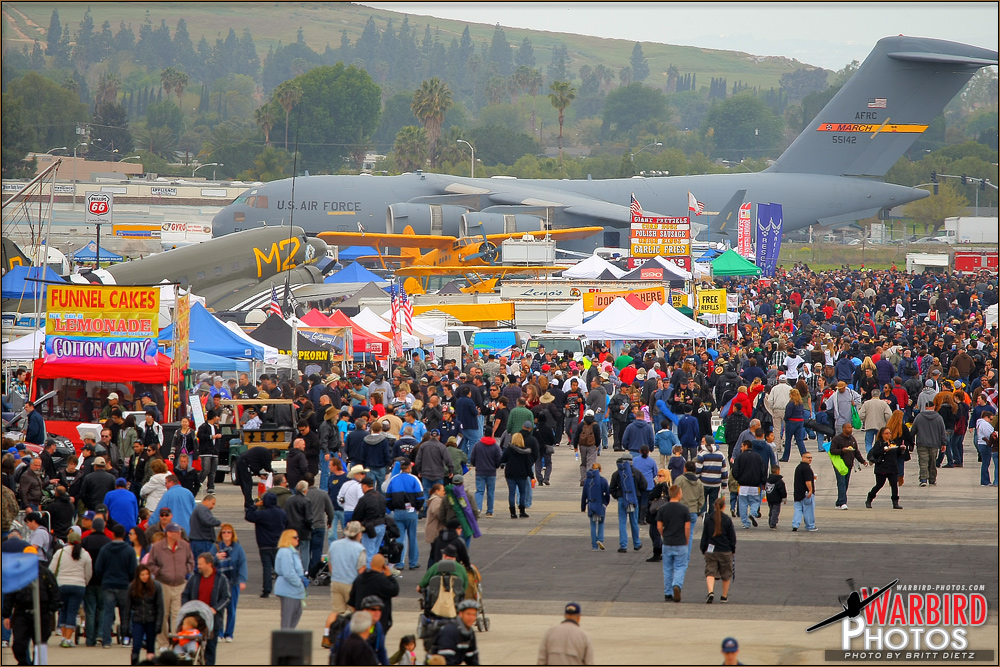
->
<box><xmin>211</xmin><ymin>209</ymin><xmax>230</xmax><ymax>237</ymax></box>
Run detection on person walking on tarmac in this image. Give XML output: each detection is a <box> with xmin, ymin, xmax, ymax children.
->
<box><xmin>235</xmin><ymin>446</ymin><xmax>274</xmax><ymax>509</ymax></box>
<box><xmin>609</xmin><ymin>452</ymin><xmax>646</xmax><ymax>553</ymax></box>
<box><xmin>537</xmin><ymin>602</ymin><xmax>596</xmax><ymax>665</ymax></box>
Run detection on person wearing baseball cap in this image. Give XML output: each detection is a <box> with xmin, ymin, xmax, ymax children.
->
<box><xmin>537</xmin><ymin>602</ymin><xmax>595</xmax><ymax>665</ymax></box>
<box><xmin>721</xmin><ymin>637</ymin><xmax>741</xmax><ymax>665</ymax></box>
<box><xmin>433</xmin><ymin>597</ymin><xmax>480</xmax><ymax>665</ymax></box>
<box><xmin>77</xmin><ymin>454</ymin><xmax>117</xmax><ymax>512</ymax></box>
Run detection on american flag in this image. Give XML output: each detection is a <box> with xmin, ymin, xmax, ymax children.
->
<box><xmin>399</xmin><ymin>286</ymin><xmax>413</xmax><ymax>334</ymax></box>
<box><xmin>630</xmin><ymin>193</ymin><xmax>643</xmax><ymax>219</ymax></box>
<box><xmin>268</xmin><ymin>284</ymin><xmax>282</xmax><ymax>317</ymax></box>
<box><xmin>688</xmin><ymin>191</ymin><xmax>705</xmax><ymax>216</ymax></box>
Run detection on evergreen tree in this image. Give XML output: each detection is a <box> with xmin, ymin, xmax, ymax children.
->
<box><xmin>630</xmin><ymin>42</ymin><xmax>649</xmax><ymax>82</ymax></box>
<box><xmin>516</xmin><ymin>37</ymin><xmax>535</xmax><ymax>67</ymax></box>
<box><xmin>355</xmin><ymin>16</ymin><xmax>380</xmax><ymax>67</ymax></box>
<box><xmin>96</xmin><ymin>21</ymin><xmax>113</xmax><ymax>62</ymax></box>
<box><xmin>547</xmin><ymin>44</ymin><xmax>569</xmax><ymax>82</ymax></box>
<box><xmin>29</xmin><ymin>41</ymin><xmax>45</xmax><ymax>71</ymax></box>
<box><xmin>195</xmin><ymin>37</ymin><xmax>212</xmax><ymax>83</ymax></box>
<box><xmin>173</xmin><ymin>19</ymin><xmax>195</xmax><ymax>73</ymax></box>
<box><xmin>114</xmin><ymin>21</ymin><xmax>135</xmax><ymax>54</ymax></box>
<box><xmin>46</xmin><ymin>9</ymin><xmax>62</xmax><ymax>56</ymax></box>
<box><xmin>339</xmin><ymin>30</ymin><xmax>351</xmax><ymax>62</ymax></box>
<box><xmin>75</xmin><ymin>7</ymin><xmax>95</xmax><ymax>65</ymax></box>
<box><xmin>489</xmin><ymin>26</ymin><xmax>514</xmax><ymax>76</ymax></box>
<box><xmin>56</xmin><ymin>26</ymin><xmax>72</xmax><ymax>68</ymax></box>
<box><xmin>156</xmin><ymin>87</ymin><xmax>162</xmax><ymax>103</ymax></box>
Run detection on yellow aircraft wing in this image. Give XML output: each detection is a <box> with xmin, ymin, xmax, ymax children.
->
<box><xmin>394</xmin><ymin>265</ymin><xmax>568</xmax><ymax>277</ymax></box>
<box><xmin>483</xmin><ymin>226</ymin><xmax>605</xmax><ymax>245</ymax></box>
<box><xmin>316</xmin><ymin>232</ymin><xmax>454</xmax><ymax>250</ymax></box>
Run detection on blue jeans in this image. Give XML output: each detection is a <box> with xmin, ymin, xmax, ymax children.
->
<box><xmin>393</xmin><ymin>509</ymin><xmax>420</xmax><ymax>568</ymax></box>
<box><xmin>369</xmin><ymin>466</ymin><xmax>387</xmax><ymax>488</ymax></box>
<box><xmin>191</xmin><ymin>540</ymin><xmax>215</xmax><ymax>561</ymax></box>
<box><xmin>506</xmin><ymin>477</ymin><xmax>530</xmax><ymax>509</ymax></box>
<box><xmin>704</xmin><ymin>486</ymin><xmax>720</xmax><ymax>513</ymax></box>
<box><xmin>320</xmin><ymin>453</ymin><xmax>331</xmax><ymax>493</ymax></box>
<box><xmin>687</xmin><ymin>513</ymin><xmax>699</xmax><ymax>561</ymax></box>
<box><xmin>84</xmin><ymin>583</ymin><xmax>105</xmax><ymax>646</ymax></box>
<box><xmin>259</xmin><ymin>546</ymin><xmax>277</xmax><ymax>595</ymax></box>
<box><xmin>979</xmin><ymin>443</ymin><xmax>998</xmax><ymax>486</ymax></box>
<box><xmin>331</xmin><ymin>510</ymin><xmax>346</xmax><ymax>538</ymax></box>
<box><xmin>589</xmin><ymin>516</ymin><xmax>605</xmax><ymax>549</ymax></box>
<box><xmin>738</xmin><ymin>490</ymin><xmax>760</xmax><ymax>528</ymax></box>
<box><xmin>792</xmin><ymin>495</ymin><xmax>816</xmax><ymax>529</ymax></box>
<box><xmin>131</xmin><ymin>621</ymin><xmax>157</xmax><ymax>660</ymax></box>
<box><xmin>101</xmin><ymin>587</ymin><xmax>130</xmax><ymax>645</ymax></box>
<box><xmin>662</xmin><ymin>545</ymin><xmax>690</xmax><ymax>594</ymax></box>
<box><xmin>223</xmin><ymin>579</ymin><xmax>240</xmax><ymax>638</ymax></box>
<box><xmin>461</xmin><ymin>429</ymin><xmax>481</xmax><ymax>457</ymax></box>
<box><xmin>947</xmin><ymin>431</ymin><xmax>964</xmax><ymax>466</ymax></box>
<box><xmin>617</xmin><ymin>499</ymin><xmax>641</xmax><ymax>549</ymax></box>
<box><xmin>835</xmin><ymin>469</ymin><xmax>852</xmax><ymax>507</ymax></box>
<box><xmin>782</xmin><ymin>422</ymin><xmax>806</xmax><ymax>461</ymax></box>
<box><xmin>475</xmin><ymin>475</ymin><xmax>496</xmax><ymax>514</ymax></box>
<box><xmin>534</xmin><ymin>452</ymin><xmax>552</xmax><ymax>484</ymax></box>
<box><xmin>58</xmin><ymin>584</ymin><xmax>86</xmax><ymax>628</ymax></box>
<box><xmin>361</xmin><ymin>524</ymin><xmax>386</xmax><ymax>566</ymax></box>
<box><xmin>864</xmin><ymin>429</ymin><xmax>879</xmax><ymax>454</ymax></box>
<box><xmin>599</xmin><ymin>418</ymin><xmax>609</xmax><ymax>449</ymax></box>
<box><xmin>729</xmin><ymin>491</ymin><xmax>738</xmax><ymax>515</ymax></box>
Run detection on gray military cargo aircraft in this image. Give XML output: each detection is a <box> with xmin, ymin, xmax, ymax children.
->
<box><xmin>211</xmin><ymin>36</ymin><xmax>997</xmax><ymax>250</ymax></box>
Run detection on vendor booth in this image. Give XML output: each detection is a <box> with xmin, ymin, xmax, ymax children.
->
<box><xmin>711</xmin><ymin>249</ymin><xmax>762</xmax><ymax>277</ymax></box>
<box><xmin>248</xmin><ymin>314</ymin><xmax>336</xmax><ymax>369</ymax></box>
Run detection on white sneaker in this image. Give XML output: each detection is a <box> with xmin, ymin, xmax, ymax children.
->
<box><xmin>839</xmin><ymin>505</ymin><xmax>849</xmax><ymax>510</ymax></box>
<box><xmin>224</xmin><ymin>637</ymin><xmax>234</xmax><ymax>643</ymax></box>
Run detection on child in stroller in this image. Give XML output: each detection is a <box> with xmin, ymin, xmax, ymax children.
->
<box><xmin>166</xmin><ymin>600</ymin><xmax>213</xmax><ymax>664</ymax></box>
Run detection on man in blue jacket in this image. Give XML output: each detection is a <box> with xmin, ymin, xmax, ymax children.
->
<box><xmin>95</xmin><ymin>525</ymin><xmax>137</xmax><ymax>648</ymax></box>
<box><xmin>621</xmin><ymin>406</ymin><xmax>654</xmax><ymax>455</ymax></box>
<box><xmin>469</xmin><ymin>435</ymin><xmax>502</xmax><ymax>516</ymax></box>
<box><xmin>103</xmin><ymin>477</ymin><xmax>139</xmax><ymax>533</ymax></box>
<box><xmin>245</xmin><ymin>492</ymin><xmax>287</xmax><ymax>598</ymax></box>
<box><xmin>384</xmin><ymin>460</ymin><xmax>425</xmax><ymax>570</ymax></box>
<box><xmin>676</xmin><ymin>405</ymin><xmax>701</xmax><ymax>461</ymax></box>
<box><xmin>22</xmin><ymin>401</ymin><xmax>46</xmax><ymax>446</ymax></box>
<box><xmin>454</xmin><ymin>387</ymin><xmax>481</xmax><ymax>456</ymax></box>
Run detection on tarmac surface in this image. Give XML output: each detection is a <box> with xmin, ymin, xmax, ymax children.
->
<box><xmin>4</xmin><ymin>435</ymin><xmax>998</xmax><ymax>665</ymax></box>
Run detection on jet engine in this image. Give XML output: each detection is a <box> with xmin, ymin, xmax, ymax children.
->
<box><xmin>459</xmin><ymin>212</ymin><xmax>546</xmax><ymax>238</ymax></box>
<box><xmin>385</xmin><ymin>203</ymin><xmax>468</xmax><ymax>236</ymax></box>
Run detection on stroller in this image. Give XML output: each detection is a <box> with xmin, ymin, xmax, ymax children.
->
<box><xmin>164</xmin><ymin>600</ymin><xmax>214</xmax><ymax>665</ymax></box>
<box><xmin>416</xmin><ymin>560</ymin><xmax>490</xmax><ymax>652</ymax></box>
<box><xmin>465</xmin><ymin>564</ymin><xmax>490</xmax><ymax>632</ymax></box>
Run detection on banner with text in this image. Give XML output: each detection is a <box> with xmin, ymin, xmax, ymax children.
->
<box><xmin>583</xmin><ymin>286</ymin><xmax>667</xmax><ymax>311</ymax></box>
<box><xmin>45</xmin><ymin>284</ymin><xmax>160</xmax><ymax>365</ymax></box>
<box><xmin>755</xmin><ymin>203</ymin><xmax>783</xmax><ymax>278</ymax></box>
<box><xmin>737</xmin><ymin>202</ymin><xmax>753</xmax><ymax>257</ymax></box>
<box><xmin>697</xmin><ymin>289</ymin><xmax>727</xmax><ymax>314</ymax></box>
<box><xmin>630</xmin><ymin>216</ymin><xmax>691</xmax><ymax>259</ymax></box>
<box><xmin>84</xmin><ymin>192</ymin><xmax>113</xmax><ymax>227</ymax></box>
<box><xmin>172</xmin><ymin>292</ymin><xmax>190</xmax><ymax>374</ymax></box>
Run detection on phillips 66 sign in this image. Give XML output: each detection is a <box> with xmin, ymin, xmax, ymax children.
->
<box><xmin>85</xmin><ymin>192</ymin><xmax>114</xmax><ymax>226</ymax></box>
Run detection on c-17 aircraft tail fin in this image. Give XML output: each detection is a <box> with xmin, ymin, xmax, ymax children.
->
<box><xmin>769</xmin><ymin>36</ymin><xmax>997</xmax><ymax>178</ymax></box>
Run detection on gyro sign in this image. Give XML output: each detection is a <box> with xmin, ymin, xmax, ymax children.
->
<box><xmin>45</xmin><ymin>284</ymin><xmax>160</xmax><ymax>365</ymax></box>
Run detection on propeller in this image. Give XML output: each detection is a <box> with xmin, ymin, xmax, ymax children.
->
<box><xmin>467</xmin><ymin>232</ymin><xmax>499</xmax><ymax>265</ymax></box>
<box><xmin>839</xmin><ymin>578</ymin><xmax>861</xmax><ymax>612</ymax></box>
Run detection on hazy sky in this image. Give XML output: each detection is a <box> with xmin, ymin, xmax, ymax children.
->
<box><xmin>359</xmin><ymin>2</ymin><xmax>998</xmax><ymax>70</ymax></box>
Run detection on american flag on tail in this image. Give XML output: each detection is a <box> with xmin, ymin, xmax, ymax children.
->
<box><xmin>630</xmin><ymin>193</ymin><xmax>643</xmax><ymax>219</ymax></box>
<box><xmin>688</xmin><ymin>191</ymin><xmax>706</xmax><ymax>216</ymax></box>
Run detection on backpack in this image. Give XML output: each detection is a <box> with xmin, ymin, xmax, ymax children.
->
<box><xmin>901</xmin><ymin>357</ymin><xmax>917</xmax><ymax>377</ymax></box>
<box><xmin>327</xmin><ymin>612</ymin><xmax>353</xmax><ymax>656</ymax></box>
<box><xmin>578</xmin><ymin>423</ymin><xmax>596</xmax><ymax>448</ymax></box>
<box><xmin>425</xmin><ymin>559</ymin><xmax>464</xmax><ymax>619</ymax></box>
<box><xmin>616</xmin><ymin>460</ymin><xmax>638</xmax><ymax>508</ymax></box>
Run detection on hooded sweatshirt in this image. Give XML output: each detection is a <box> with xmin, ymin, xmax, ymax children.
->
<box><xmin>500</xmin><ymin>441</ymin><xmax>535</xmax><ymax>479</ymax></box>
<box><xmin>910</xmin><ymin>409</ymin><xmax>947</xmax><ymax>449</ymax></box>
<box><xmin>244</xmin><ymin>492</ymin><xmax>287</xmax><ymax>548</ymax></box>
<box><xmin>469</xmin><ymin>436</ymin><xmax>502</xmax><ymax>477</ymax></box>
<box><xmin>361</xmin><ymin>432</ymin><xmax>392</xmax><ymax>469</ymax></box>
<box><xmin>581</xmin><ymin>468</ymin><xmax>610</xmax><ymax>519</ymax></box>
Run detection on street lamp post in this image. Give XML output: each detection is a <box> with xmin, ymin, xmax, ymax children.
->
<box><xmin>630</xmin><ymin>141</ymin><xmax>662</xmax><ymax>175</ymax></box>
<box><xmin>45</xmin><ymin>146</ymin><xmax>67</xmax><ymax>155</ymax></box>
<box><xmin>456</xmin><ymin>140</ymin><xmax>475</xmax><ymax>179</ymax></box>
<box><xmin>72</xmin><ymin>142</ymin><xmax>88</xmax><ymax>211</ymax></box>
<box><xmin>192</xmin><ymin>163</ymin><xmax>222</xmax><ymax>179</ymax></box>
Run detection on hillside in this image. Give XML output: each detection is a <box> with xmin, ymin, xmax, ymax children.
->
<box><xmin>2</xmin><ymin>1</ymin><xmax>817</xmax><ymax>91</ymax></box>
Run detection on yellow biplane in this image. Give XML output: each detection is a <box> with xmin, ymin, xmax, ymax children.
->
<box><xmin>317</xmin><ymin>225</ymin><xmax>603</xmax><ymax>294</ymax></box>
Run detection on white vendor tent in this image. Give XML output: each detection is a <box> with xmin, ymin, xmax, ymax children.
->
<box><xmin>569</xmin><ymin>298</ymin><xmax>639</xmax><ymax>337</ymax></box>
<box><xmin>562</xmin><ymin>254</ymin><xmax>626</xmax><ymax>280</ymax></box>
<box><xmin>379</xmin><ymin>310</ymin><xmax>448</xmax><ymax>347</ymax></box>
<box><xmin>601</xmin><ymin>301</ymin><xmax>717</xmax><ymax>340</ymax></box>
<box><xmin>354</xmin><ymin>307</ymin><xmax>425</xmax><ymax>349</ymax></box>
<box><xmin>3</xmin><ymin>328</ymin><xmax>44</xmax><ymax>360</ymax></box>
<box><xmin>546</xmin><ymin>300</ymin><xmax>585</xmax><ymax>331</ymax></box>
<box><xmin>987</xmin><ymin>303</ymin><xmax>998</xmax><ymax>327</ymax></box>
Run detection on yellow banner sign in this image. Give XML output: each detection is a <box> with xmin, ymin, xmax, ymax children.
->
<box><xmin>44</xmin><ymin>285</ymin><xmax>160</xmax><ymax>364</ymax></box>
<box><xmin>630</xmin><ymin>241</ymin><xmax>691</xmax><ymax>258</ymax></box>
<box><xmin>583</xmin><ymin>286</ymin><xmax>666</xmax><ymax>312</ymax></box>
<box><xmin>173</xmin><ymin>292</ymin><xmax>191</xmax><ymax>372</ymax></box>
<box><xmin>698</xmin><ymin>289</ymin><xmax>727</xmax><ymax>314</ymax></box>
<box><xmin>671</xmin><ymin>292</ymin><xmax>688</xmax><ymax>309</ymax></box>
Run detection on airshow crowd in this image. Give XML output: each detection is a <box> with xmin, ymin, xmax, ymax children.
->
<box><xmin>2</xmin><ymin>263</ymin><xmax>997</xmax><ymax>665</ymax></box>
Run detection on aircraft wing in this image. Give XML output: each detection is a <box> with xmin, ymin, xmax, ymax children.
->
<box><xmin>483</xmin><ymin>226</ymin><xmax>605</xmax><ymax>244</ymax></box>
<box><xmin>483</xmin><ymin>186</ymin><xmax>658</xmax><ymax>225</ymax></box>
<box><xmin>859</xmin><ymin>580</ymin><xmax>898</xmax><ymax>608</ymax></box>
<box><xmin>805</xmin><ymin>609</ymin><xmax>851</xmax><ymax>633</ymax></box>
<box><xmin>316</xmin><ymin>232</ymin><xmax>454</xmax><ymax>250</ymax></box>
<box><xmin>394</xmin><ymin>265</ymin><xmax>567</xmax><ymax>277</ymax></box>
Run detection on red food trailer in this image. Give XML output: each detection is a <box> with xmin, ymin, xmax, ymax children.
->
<box><xmin>954</xmin><ymin>250</ymin><xmax>999</xmax><ymax>274</ymax></box>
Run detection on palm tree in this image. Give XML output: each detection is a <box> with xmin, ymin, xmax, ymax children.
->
<box><xmin>254</xmin><ymin>102</ymin><xmax>280</xmax><ymax>147</ymax></box>
<box><xmin>484</xmin><ymin>76</ymin><xmax>506</xmax><ymax>106</ymax></box>
<box><xmin>411</xmin><ymin>77</ymin><xmax>453</xmax><ymax>169</ymax></box>
<box><xmin>548</xmin><ymin>80</ymin><xmax>577</xmax><ymax>159</ymax></box>
<box><xmin>274</xmin><ymin>80</ymin><xmax>303</xmax><ymax>150</ymax></box>
<box><xmin>135</xmin><ymin>125</ymin><xmax>176</xmax><ymax>160</ymax></box>
<box><xmin>524</xmin><ymin>67</ymin><xmax>543</xmax><ymax>135</ymax></box>
<box><xmin>393</xmin><ymin>125</ymin><xmax>428</xmax><ymax>172</ymax></box>
<box><xmin>96</xmin><ymin>73</ymin><xmax>121</xmax><ymax>106</ymax></box>
<box><xmin>172</xmin><ymin>70</ymin><xmax>188</xmax><ymax>110</ymax></box>
<box><xmin>159</xmin><ymin>67</ymin><xmax>178</xmax><ymax>103</ymax></box>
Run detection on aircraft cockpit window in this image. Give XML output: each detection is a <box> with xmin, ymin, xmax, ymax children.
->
<box><xmin>214</xmin><ymin>266</ymin><xmax>223</xmax><ymax>276</ymax></box>
<box><xmin>233</xmin><ymin>194</ymin><xmax>248</xmax><ymax>204</ymax></box>
<box><xmin>245</xmin><ymin>196</ymin><xmax>256</xmax><ymax>207</ymax></box>
<box><xmin>234</xmin><ymin>212</ymin><xmax>245</xmax><ymax>222</ymax></box>
<box><xmin>255</xmin><ymin>196</ymin><xmax>268</xmax><ymax>208</ymax></box>
<box><xmin>196</xmin><ymin>271</ymin><xmax>205</xmax><ymax>280</ymax></box>
<box><xmin>231</xmin><ymin>262</ymin><xmax>240</xmax><ymax>270</ymax></box>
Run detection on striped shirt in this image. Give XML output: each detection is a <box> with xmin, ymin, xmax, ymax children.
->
<box><xmin>696</xmin><ymin>447</ymin><xmax>729</xmax><ymax>488</ymax></box>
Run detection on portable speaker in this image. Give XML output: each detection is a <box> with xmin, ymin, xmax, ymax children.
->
<box><xmin>271</xmin><ymin>629</ymin><xmax>311</xmax><ymax>665</ymax></box>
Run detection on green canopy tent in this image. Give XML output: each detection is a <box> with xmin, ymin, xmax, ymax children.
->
<box><xmin>710</xmin><ymin>249</ymin><xmax>761</xmax><ymax>277</ymax></box>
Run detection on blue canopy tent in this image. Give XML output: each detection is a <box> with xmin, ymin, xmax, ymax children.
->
<box><xmin>324</xmin><ymin>262</ymin><xmax>387</xmax><ymax>285</ymax></box>
<box><xmin>70</xmin><ymin>241</ymin><xmax>123</xmax><ymax>262</ymax></box>
<box><xmin>159</xmin><ymin>301</ymin><xmax>266</xmax><ymax>359</ymax></box>
<box><xmin>337</xmin><ymin>246</ymin><xmax>378</xmax><ymax>262</ymax></box>
<box><xmin>168</xmin><ymin>348</ymin><xmax>251</xmax><ymax>372</ymax></box>
<box><xmin>696</xmin><ymin>248</ymin><xmax>723</xmax><ymax>262</ymax></box>
<box><xmin>1</xmin><ymin>265</ymin><xmax>65</xmax><ymax>299</ymax></box>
